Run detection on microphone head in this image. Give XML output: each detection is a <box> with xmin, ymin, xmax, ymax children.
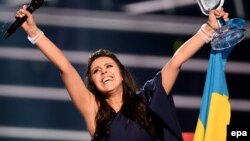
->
<box><xmin>30</xmin><ymin>0</ymin><xmax>44</xmax><ymax>10</ymax></box>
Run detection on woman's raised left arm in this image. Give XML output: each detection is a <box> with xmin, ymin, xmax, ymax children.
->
<box><xmin>161</xmin><ymin>8</ymin><xmax>229</xmax><ymax>94</ymax></box>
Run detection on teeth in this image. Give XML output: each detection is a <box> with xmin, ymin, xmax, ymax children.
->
<box><xmin>102</xmin><ymin>77</ymin><xmax>112</xmax><ymax>83</ymax></box>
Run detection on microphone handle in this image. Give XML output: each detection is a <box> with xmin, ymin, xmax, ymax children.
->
<box><xmin>4</xmin><ymin>5</ymin><xmax>35</xmax><ymax>39</ymax></box>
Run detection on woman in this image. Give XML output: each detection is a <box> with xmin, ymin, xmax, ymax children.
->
<box><xmin>16</xmin><ymin>5</ymin><xmax>229</xmax><ymax>141</ymax></box>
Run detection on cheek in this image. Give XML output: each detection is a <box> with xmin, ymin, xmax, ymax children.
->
<box><xmin>118</xmin><ymin>72</ymin><xmax>122</xmax><ymax>78</ymax></box>
<box><xmin>117</xmin><ymin>71</ymin><xmax>123</xmax><ymax>80</ymax></box>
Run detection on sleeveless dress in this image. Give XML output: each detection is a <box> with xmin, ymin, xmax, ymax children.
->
<box><xmin>98</xmin><ymin>72</ymin><xmax>183</xmax><ymax>141</ymax></box>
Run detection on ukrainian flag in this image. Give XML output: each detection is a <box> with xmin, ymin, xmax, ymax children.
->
<box><xmin>193</xmin><ymin>47</ymin><xmax>234</xmax><ymax>141</ymax></box>
<box><xmin>193</xmin><ymin>18</ymin><xmax>246</xmax><ymax>141</ymax></box>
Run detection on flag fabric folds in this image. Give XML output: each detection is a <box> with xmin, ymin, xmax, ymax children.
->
<box><xmin>194</xmin><ymin>18</ymin><xmax>245</xmax><ymax>141</ymax></box>
<box><xmin>193</xmin><ymin>47</ymin><xmax>234</xmax><ymax>141</ymax></box>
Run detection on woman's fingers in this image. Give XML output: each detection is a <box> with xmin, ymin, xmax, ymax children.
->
<box><xmin>207</xmin><ymin>8</ymin><xmax>229</xmax><ymax>29</ymax></box>
<box><xmin>23</xmin><ymin>5</ymin><xmax>27</xmax><ymax>9</ymax></box>
<box><xmin>16</xmin><ymin>9</ymin><xmax>25</xmax><ymax>18</ymax></box>
<box><xmin>15</xmin><ymin>5</ymin><xmax>31</xmax><ymax>18</ymax></box>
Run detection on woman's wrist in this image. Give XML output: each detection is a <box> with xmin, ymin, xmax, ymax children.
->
<box><xmin>27</xmin><ymin>28</ymin><xmax>44</xmax><ymax>45</ymax></box>
<box><xmin>198</xmin><ymin>23</ymin><xmax>217</xmax><ymax>43</ymax></box>
<box><xmin>206</xmin><ymin>22</ymin><xmax>217</xmax><ymax>31</ymax></box>
<box><xmin>25</xmin><ymin>26</ymin><xmax>40</xmax><ymax>38</ymax></box>
<box><xmin>203</xmin><ymin>24</ymin><xmax>216</xmax><ymax>36</ymax></box>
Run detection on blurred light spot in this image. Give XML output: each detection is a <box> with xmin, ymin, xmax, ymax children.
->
<box><xmin>173</xmin><ymin>39</ymin><xmax>184</xmax><ymax>51</ymax></box>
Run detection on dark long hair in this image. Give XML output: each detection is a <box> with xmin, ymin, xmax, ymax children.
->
<box><xmin>86</xmin><ymin>49</ymin><xmax>154</xmax><ymax>140</ymax></box>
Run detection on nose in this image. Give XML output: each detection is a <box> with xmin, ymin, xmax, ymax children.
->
<box><xmin>101</xmin><ymin>68</ymin><xmax>107</xmax><ymax>74</ymax></box>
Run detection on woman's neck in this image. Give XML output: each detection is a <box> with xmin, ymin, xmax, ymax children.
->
<box><xmin>105</xmin><ymin>94</ymin><xmax>123</xmax><ymax>112</ymax></box>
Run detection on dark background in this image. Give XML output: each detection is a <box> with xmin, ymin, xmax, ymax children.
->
<box><xmin>0</xmin><ymin>0</ymin><xmax>249</xmax><ymax>140</ymax></box>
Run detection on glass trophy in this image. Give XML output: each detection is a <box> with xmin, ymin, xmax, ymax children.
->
<box><xmin>196</xmin><ymin>0</ymin><xmax>246</xmax><ymax>50</ymax></box>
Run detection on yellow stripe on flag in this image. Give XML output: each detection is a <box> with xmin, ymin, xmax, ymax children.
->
<box><xmin>194</xmin><ymin>93</ymin><xmax>231</xmax><ymax>141</ymax></box>
<box><xmin>193</xmin><ymin>119</ymin><xmax>205</xmax><ymax>141</ymax></box>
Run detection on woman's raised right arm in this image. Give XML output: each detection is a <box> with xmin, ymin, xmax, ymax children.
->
<box><xmin>18</xmin><ymin>6</ymin><xmax>97</xmax><ymax>136</ymax></box>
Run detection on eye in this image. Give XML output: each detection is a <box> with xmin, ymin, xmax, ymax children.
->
<box><xmin>92</xmin><ymin>68</ymin><xmax>100</xmax><ymax>74</ymax></box>
<box><xmin>106</xmin><ymin>64</ymin><xmax>113</xmax><ymax>68</ymax></box>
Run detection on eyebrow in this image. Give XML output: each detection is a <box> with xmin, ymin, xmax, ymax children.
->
<box><xmin>91</xmin><ymin>62</ymin><xmax>115</xmax><ymax>72</ymax></box>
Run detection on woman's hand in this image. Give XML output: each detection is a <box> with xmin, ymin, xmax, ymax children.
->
<box><xmin>207</xmin><ymin>8</ymin><xmax>229</xmax><ymax>30</ymax></box>
<box><xmin>15</xmin><ymin>5</ymin><xmax>40</xmax><ymax>38</ymax></box>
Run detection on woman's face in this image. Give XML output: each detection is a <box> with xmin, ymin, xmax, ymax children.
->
<box><xmin>90</xmin><ymin>57</ymin><xmax>123</xmax><ymax>96</ymax></box>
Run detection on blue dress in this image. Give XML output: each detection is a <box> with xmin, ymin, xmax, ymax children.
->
<box><xmin>99</xmin><ymin>72</ymin><xmax>183</xmax><ymax>141</ymax></box>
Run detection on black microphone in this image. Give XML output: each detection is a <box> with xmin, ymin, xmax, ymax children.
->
<box><xmin>3</xmin><ymin>0</ymin><xmax>44</xmax><ymax>39</ymax></box>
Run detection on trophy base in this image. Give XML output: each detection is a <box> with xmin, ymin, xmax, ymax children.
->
<box><xmin>211</xmin><ymin>26</ymin><xmax>246</xmax><ymax>50</ymax></box>
<box><xmin>211</xmin><ymin>18</ymin><xmax>246</xmax><ymax>51</ymax></box>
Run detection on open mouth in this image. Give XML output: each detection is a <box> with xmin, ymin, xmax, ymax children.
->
<box><xmin>102</xmin><ymin>76</ymin><xmax>112</xmax><ymax>84</ymax></box>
